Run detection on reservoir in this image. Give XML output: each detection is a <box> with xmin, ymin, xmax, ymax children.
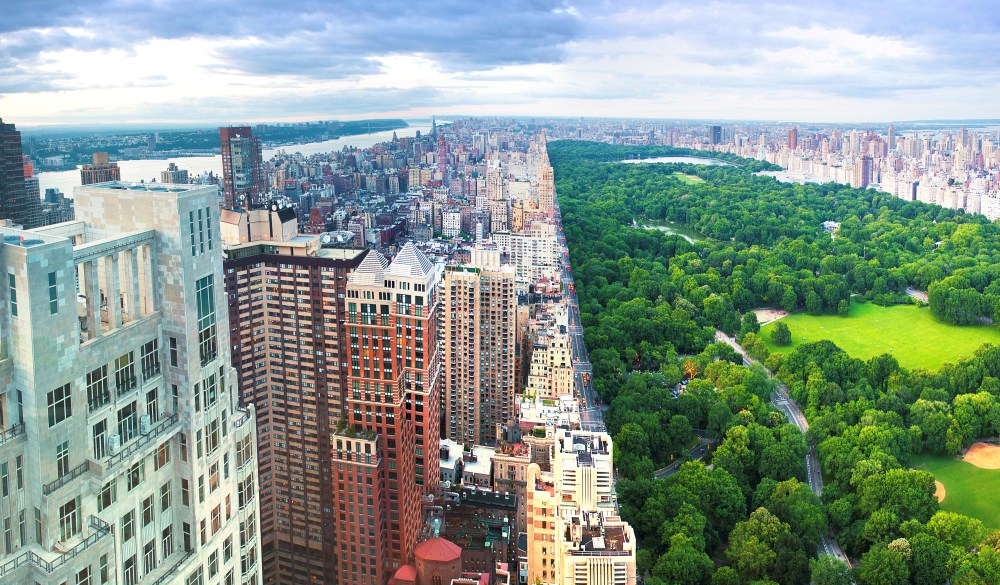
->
<box><xmin>621</xmin><ymin>156</ymin><xmax>730</xmax><ymax>166</ymax></box>
<box><xmin>633</xmin><ymin>218</ymin><xmax>706</xmax><ymax>243</ymax></box>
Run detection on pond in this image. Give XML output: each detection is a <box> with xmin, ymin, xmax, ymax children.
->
<box><xmin>621</xmin><ymin>156</ymin><xmax>731</xmax><ymax>166</ymax></box>
<box><xmin>634</xmin><ymin>218</ymin><xmax>706</xmax><ymax>243</ymax></box>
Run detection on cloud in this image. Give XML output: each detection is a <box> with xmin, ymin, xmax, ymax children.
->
<box><xmin>1</xmin><ymin>0</ymin><xmax>999</xmax><ymax>123</ymax></box>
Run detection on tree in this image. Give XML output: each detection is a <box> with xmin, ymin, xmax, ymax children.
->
<box><xmin>740</xmin><ymin>312</ymin><xmax>761</xmax><ymax>339</ymax></box>
<box><xmin>771</xmin><ymin>321</ymin><xmax>792</xmax><ymax>346</ymax></box>
<box><xmin>810</xmin><ymin>555</ymin><xmax>852</xmax><ymax>585</ymax></box>
<box><xmin>855</xmin><ymin>545</ymin><xmax>910</xmax><ymax>585</ymax></box>
<box><xmin>727</xmin><ymin>507</ymin><xmax>796</xmax><ymax>581</ymax></box>
<box><xmin>909</xmin><ymin>532</ymin><xmax>951</xmax><ymax>585</ymax></box>
<box><xmin>652</xmin><ymin>534</ymin><xmax>714</xmax><ymax>585</ymax></box>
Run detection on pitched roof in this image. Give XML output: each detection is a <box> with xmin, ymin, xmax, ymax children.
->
<box><xmin>348</xmin><ymin>249</ymin><xmax>388</xmax><ymax>286</ymax></box>
<box><xmin>387</xmin><ymin>241</ymin><xmax>434</xmax><ymax>278</ymax></box>
<box><xmin>414</xmin><ymin>537</ymin><xmax>462</xmax><ymax>563</ymax></box>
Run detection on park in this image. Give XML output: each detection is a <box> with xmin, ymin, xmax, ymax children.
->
<box><xmin>913</xmin><ymin>444</ymin><xmax>1000</xmax><ymax>529</ymax></box>
<box><xmin>759</xmin><ymin>301</ymin><xmax>1000</xmax><ymax>371</ymax></box>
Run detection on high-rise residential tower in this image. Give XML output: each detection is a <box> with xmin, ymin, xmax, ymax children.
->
<box><xmin>80</xmin><ymin>152</ymin><xmax>122</xmax><ymax>185</ymax></box>
<box><xmin>441</xmin><ymin>248</ymin><xmax>516</xmax><ymax>446</ymax></box>
<box><xmin>220</xmin><ymin>127</ymin><xmax>265</xmax><ymax>210</ymax></box>
<box><xmin>221</xmin><ymin>207</ymin><xmax>366</xmax><ymax>584</ymax></box>
<box><xmin>338</xmin><ymin>242</ymin><xmax>442</xmax><ymax>583</ymax></box>
<box><xmin>0</xmin><ymin>181</ymin><xmax>262</xmax><ymax>585</ymax></box>
<box><xmin>0</xmin><ymin>119</ymin><xmax>42</xmax><ymax>228</ymax></box>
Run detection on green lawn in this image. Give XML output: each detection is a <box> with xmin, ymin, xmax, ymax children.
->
<box><xmin>672</xmin><ymin>172</ymin><xmax>704</xmax><ymax>184</ymax></box>
<box><xmin>912</xmin><ymin>454</ymin><xmax>1000</xmax><ymax>528</ymax></box>
<box><xmin>760</xmin><ymin>301</ymin><xmax>1000</xmax><ymax>371</ymax></box>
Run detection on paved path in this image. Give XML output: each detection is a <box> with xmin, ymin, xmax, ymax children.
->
<box><xmin>715</xmin><ymin>329</ymin><xmax>849</xmax><ymax>563</ymax></box>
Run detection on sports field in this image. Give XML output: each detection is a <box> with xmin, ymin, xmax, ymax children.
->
<box><xmin>672</xmin><ymin>172</ymin><xmax>704</xmax><ymax>184</ymax></box>
<box><xmin>759</xmin><ymin>301</ymin><xmax>1000</xmax><ymax>371</ymax></box>
<box><xmin>912</xmin><ymin>451</ymin><xmax>1000</xmax><ymax>528</ymax></box>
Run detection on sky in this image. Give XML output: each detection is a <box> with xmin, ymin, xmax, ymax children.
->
<box><xmin>2</xmin><ymin>0</ymin><xmax>998</xmax><ymax>126</ymax></box>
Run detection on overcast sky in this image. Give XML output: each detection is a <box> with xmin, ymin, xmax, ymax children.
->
<box><xmin>2</xmin><ymin>0</ymin><xmax>998</xmax><ymax>126</ymax></box>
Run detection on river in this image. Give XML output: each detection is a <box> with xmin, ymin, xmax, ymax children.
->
<box><xmin>37</xmin><ymin>122</ymin><xmax>433</xmax><ymax>196</ymax></box>
<box><xmin>621</xmin><ymin>156</ymin><xmax>730</xmax><ymax>166</ymax></box>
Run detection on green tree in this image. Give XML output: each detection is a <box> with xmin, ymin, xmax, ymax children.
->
<box><xmin>855</xmin><ymin>545</ymin><xmax>910</xmax><ymax>585</ymax></box>
<box><xmin>810</xmin><ymin>555</ymin><xmax>852</xmax><ymax>585</ymax></box>
<box><xmin>771</xmin><ymin>321</ymin><xmax>792</xmax><ymax>346</ymax></box>
<box><xmin>652</xmin><ymin>534</ymin><xmax>714</xmax><ymax>585</ymax></box>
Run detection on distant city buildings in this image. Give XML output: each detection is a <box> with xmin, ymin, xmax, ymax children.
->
<box><xmin>0</xmin><ymin>118</ymin><xmax>43</xmax><ymax>228</ymax></box>
<box><xmin>220</xmin><ymin>127</ymin><xmax>265</xmax><ymax>210</ymax></box>
<box><xmin>162</xmin><ymin>162</ymin><xmax>190</xmax><ymax>184</ymax></box>
<box><xmin>80</xmin><ymin>152</ymin><xmax>122</xmax><ymax>185</ymax></box>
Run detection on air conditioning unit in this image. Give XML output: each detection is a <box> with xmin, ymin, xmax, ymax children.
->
<box><xmin>140</xmin><ymin>414</ymin><xmax>151</xmax><ymax>435</ymax></box>
<box><xmin>108</xmin><ymin>434</ymin><xmax>121</xmax><ymax>456</ymax></box>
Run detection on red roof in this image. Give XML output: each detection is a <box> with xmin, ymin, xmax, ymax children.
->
<box><xmin>390</xmin><ymin>564</ymin><xmax>417</xmax><ymax>585</ymax></box>
<box><xmin>415</xmin><ymin>537</ymin><xmax>462</xmax><ymax>562</ymax></box>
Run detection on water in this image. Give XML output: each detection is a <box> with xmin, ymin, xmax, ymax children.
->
<box><xmin>621</xmin><ymin>156</ymin><xmax>730</xmax><ymax>166</ymax></box>
<box><xmin>634</xmin><ymin>218</ymin><xmax>706</xmax><ymax>243</ymax></box>
<box><xmin>37</xmin><ymin>122</ymin><xmax>432</xmax><ymax>196</ymax></box>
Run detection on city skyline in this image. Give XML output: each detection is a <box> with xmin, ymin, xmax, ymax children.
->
<box><xmin>3</xmin><ymin>1</ymin><xmax>999</xmax><ymax>125</ymax></box>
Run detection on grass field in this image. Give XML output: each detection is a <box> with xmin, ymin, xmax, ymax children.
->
<box><xmin>759</xmin><ymin>301</ymin><xmax>1000</xmax><ymax>371</ymax></box>
<box><xmin>912</xmin><ymin>454</ymin><xmax>1000</xmax><ymax>528</ymax></box>
<box><xmin>672</xmin><ymin>172</ymin><xmax>704</xmax><ymax>184</ymax></box>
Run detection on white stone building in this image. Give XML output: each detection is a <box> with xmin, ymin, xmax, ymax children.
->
<box><xmin>0</xmin><ymin>182</ymin><xmax>261</xmax><ymax>585</ymax></box>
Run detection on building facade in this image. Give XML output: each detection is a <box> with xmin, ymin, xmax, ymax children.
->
<box><xmin>220</xmin><ymin>127</ymin><xmax>265</xmax><ymax>211</ymax></box>
<box><xmin>441</xmin><ymin>248</ymin><xmax>516</xmax><ymax>446</ymax></box>
<box><xmin>80</xmin><ymin>153</ymin><xmax>122</xmax><ymax>186</ymax></box>
<box><xmin>222</xmin><ymin>208</ymin><xmax>367</xmax><ymax>584</ymax></box>
<box><xmin>338</xmin><ymin>242</ymin><xmax>443</xmax><ymax>583</ymax></box>
<box><xmin>0</xmin><ymin>119</ymin><xmax>42</xmax><ymax>229</ymax></box>
<box><xmin>0</xmin><ymin>182</ymin><xmax>262</xmax><ymax>585</ymax></box>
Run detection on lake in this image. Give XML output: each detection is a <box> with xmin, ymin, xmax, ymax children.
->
<box><xmin>621</xmin><ymin>156</ymin><xmax>730</xmax><ymax>166</ymax></box>
<box><xmin>37</xmin><ymin>122</ymin><xmax>433</xmax><ymax>196</ymax></box>
<box><xmin>634</xmin><ymin>218</ymin><xmax>706</xmax><ymax>243</ymax></box>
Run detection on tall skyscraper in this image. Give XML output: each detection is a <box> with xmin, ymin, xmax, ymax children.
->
<box><xmin>0</xmin><ymin>181</ymin><xmax>262</xmax><ymax>585</ymax></box>
<box><xmin>788</xmin><ymin>127</ymin><xmax>799</xmax><ymax>150</ymax></box>
<box><xmin>220</xmin><ymin>127</ymin><xmax>265</xmax><ymax>210</ymax></box>
<box><xmin>442</xmin><ymin>248</ymin><xmax>516</xmax><ymax>446</ymax></box>
<box><xmin>339</xmin><ymin>243</ymin><xmax>442</xmax><ymax>582</ymax></box>
<box><xmin>0</xmin><ymin>119</ymin><xmax>42</xmax><ymax>229</ymax></box>
<box><xmin>708</xmin><ymin>124</ymin><xmax>722</xmax><ymax>145</ymax></box>
<box><xmin>222</xmin><ymin>208</ymin><xmax>366</xmax><ymax>584</ymax></box>
<box><xmin>487</xmin><ymin>159</ymin><xmax>508</xmax><ymax>233</ymax></box>
<box><xmin>887</xmin><ymin>125</ymin><xmax>896</xmax><ymax>151</ymax></box>
<box><xmin>80</xmin><ymin>152</ymin><xmax>122</xmax><ymax>185</ymax></box>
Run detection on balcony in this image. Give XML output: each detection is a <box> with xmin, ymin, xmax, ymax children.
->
<box><xmin>101</xmin><ymin>413</ymin><xmax>181</xmax><ymax>474</ymax></box>
<box><xmin>142</xmin><ymin>363</ymin><xmax>162</xmax><ymax>382</ymax></box>
<box><xmin>0</xmin><ymin>423</ymin><xmax>25</xmax><ymax>448</ymax></box>
<box><xmin>42</xmin><ymin>461</ymin><xmax>91</xmax><ymax>496</ymax></box>
<box><xmin>0</xmin><ymin>516</ymin><xmax>111</xmax><ymax>579</ymax></box>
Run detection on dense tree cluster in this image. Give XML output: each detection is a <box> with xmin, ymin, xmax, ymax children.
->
<box><xmin>551</xmin><ymin>140</ymin><xmax>1000</xmax><ymax>584</ymax></box>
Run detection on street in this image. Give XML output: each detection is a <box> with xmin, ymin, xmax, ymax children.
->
<box><xmin>716</xmin><ymin>329</ymin><xmax>849</xmax><ymax>563</ymax></box>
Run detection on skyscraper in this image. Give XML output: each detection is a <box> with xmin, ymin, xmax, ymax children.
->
<box><xmin>339</xmin><ymin>243</ymin><xmax>443</xmax><ymax>582</ymax></box>
<box><xmin>0</xmin><ymin>119</ymin><xmax>42</xmax><ymax>228</ymax></box>
<box><xmin>788</xmin><ymin>127</ymin><xmax>799</xmax><ymax>150</ymax></box>
<box><xmin>0</xmin><ymin>181</ymin><xmax>262</xmax><ymax>585</ymax></box>
<box><xmin>220</xmin><ymin>127</ymin><xmax>265</xmax><ymax>210</ymax></box>
<box><xmin>80</xmin><ymin>152</ymin><xmax>121</xmax><ymax>185</ymax></box>
<box><xmin>222</xmin><ymin>207</ymin><xmax>366</xmax><ymax>584</ymax></box>
<box><xmin>442</xmin><ymin>248</ymin><xmax>517</xmax><ymax>446</ymax></box>
<box><xmin>708</xmin><ymin>124</ymin><xmax>722</xmax><ymax>145</ymax></box>
<box><xmin>162</xmin><ymin>163</ymin><xmax>190</xmax><ymax>184</ymax></box>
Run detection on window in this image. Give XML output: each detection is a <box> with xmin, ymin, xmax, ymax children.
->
<box><xmin>209</xmin><ymin>462</ymin><xmax>219</xmax><ymax>493</ymax></box>
<box><xmin>161</xmin><ymin>525</ymin><xmax>174</xmax><ymax>559</ymax></box>
<box><xmin>211</xmin><ymin>504</ymin><xmax>221</xmax><ymax>533</ymax></box>
<box><xmin>123</xmin><ymin>555</ymin><xmax>137</xmax><ymax>585</ymax></box>
<box><xmin>97</xmin><ymin>479</ymin><xmax>116</xmax><ymax>512</ymax></box>
<box><xmin>198</xmin><ymin>475</ymin><xmax>205</xmax><ymax>503</ymax></box>
<box><xmin>141</xmin><ymin>339</ymin><xmax>160</xmax><ymax>380</ymax></box>
<box><xmin>181</xmin><ymin>479</ymin><xmax>190</xmax><ymax>506</ymax></box>
<box><xmin>92</xmin><ymin>420</ymin><xmax>107</xmax><ymax>459</ymax></box>
<box><xmin>223</xmin><ymin>536</ymin><xmax>233</xmax><ymax>562</ymax></box>
<box><xmin>48</xmin><ymin>272</ymin><xmax>58</xmax><ymax>314</ymax></box>
<box><xmin>154</xmin><ymin>441</ymin><xmax>170</xmax><ymax>470</ymax></box>
<box><xmin>8</xmin><ymin>273</ymin><xmax>17</xmax><ymax>317</ymax></box>
<box><xmin>146</xmin><ymin>388</ymin><xmax>159</xmax><ymax>422</ymax></box>
<box><xmin>190</xmin><ymin>211</ymin><xmax>197</xmax><ymax>256</ymax></box>
<box><xmin>196</xmin><ymin>276</ymin><xmax>217</xmax><ymax>364</ymax></box>
<box><xmin>122</xmin><ymin>510</ymin><xmax>135</xmax><ymax>541</ymax></box>
<box><xmin>206</xmin><ymin>419</ymin><xmax>220</xmax><ymax>454</ymax></box>
<box><xmin>87</xmin><ymin>366</ymin><xmax>110</xmax><ymax>411</ymax></box>
<box><xmin>47</xmin><ymin>383</ymin><xmax>72</xmax><ymax>427</ymax></box>
<box><xmin>142</xmin><ymin>495</ymin><xmax>154</xmax><ymax>527</ymax></box>
<box><xmin>126</xmin><ymin>460</ymin><xmax>144</xmax><ymax>491</ymax></box>
<box><xmin>76</xmin><ymin>567</ymin><xmax>91</xmax><ymax>585</ymax></box>
<box><xmin>56</xmin><ymin>441</ymin><xmax>70</xmax><ymax>477</ymax></box>
<box><xmin>186</xmin><ymin>567</ymin><xmax>203</xmax><ymax>585</ymax></box>
<box><xmin>208</xmin><ymin>549</ymin><xmax>219</xmax><ymax>579</ymax></box>
<box><xmin>202</xmin><ymin>374</ymin><xmax>218</xmax><ymax>409</ymax></box>
<box><xmin>183</xmin><ymin>522</ymin><xmax>192</xmax><ymax>552</ymax></box>
<box><xmin>115</xmin><ymin>352</ymin><xmax>136</xmax><ymax>395</ymax></box>
<box><xmin>180</xmin><ymin>433</ymin><xmax>188</xmax><ymax>462</ymax></box>
<box><xmin>155</xmin><ymin>482</ymin><xmax>170</xmax><ymax>516</ymax></box>
<box><xmin>0</xmin><ymin>463</ymin><xmax>6</xmax><ymax>497</ymax></box>
<box><xmin>100</xmin><ymin>554</ymin><xmax>109</xmax><ymax>585</ymax></box>
<box><xmin>206</xmin><ymin>207</ymin><xmax>213</xmax><ymax>251</ymax></box>
<box><xmin>14</xmin><ymin>456</ymin><xmax>21</xmax><ymax>490</ymax></box>
<box><xmin>118</xmin><ymin>401</ymin><xmax>138</xmax><ymax>443</ymax></box>
<box><xmin>169</xmin><ymin>337</ymin><xmax>178</xmax><ymax>367</ymax></box>
<box><xmin>198</xmin><ymin>209</ymin><xmax>205</xmax><ymax>254</ymax></box>
<box><xmin>59</xmin><ymin>497</ymin><xmax>81</xmax><ymax>541</ymax></box>
<box><xmin>143</xmin><ymin>539</ymin><xmax>157</xmax><ymax>574</ymax></box>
